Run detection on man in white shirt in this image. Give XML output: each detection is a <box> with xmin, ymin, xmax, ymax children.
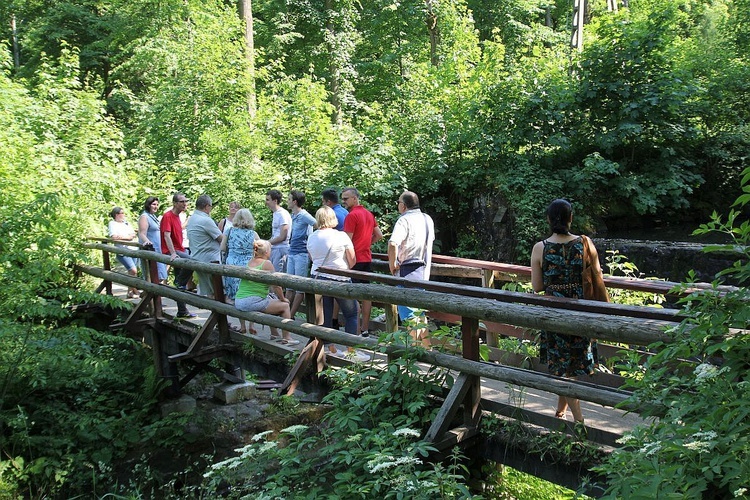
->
<box><xmin>265</xmin><ymin>189</ymin><xmax>292</xmax><ymax>272</ymax></box>
<box><xmin>388</xmin><ymin>190</ymin><xmax>435</xmax><ymax>346</ymax></box>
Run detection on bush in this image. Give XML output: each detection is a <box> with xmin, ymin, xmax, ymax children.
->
<box><xmin>594</xmin><ymin>169</ymin><xmax>750</xmax><ymax>498</ymax></box>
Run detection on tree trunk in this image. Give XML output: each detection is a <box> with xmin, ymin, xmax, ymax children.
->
<box><xmin>325</xmin><ymin>0</ymin><xmax>342</xmax><ymax>125</ymax></box>
<box><xmin>11</xmin><ymin>14</ymin><xmax>20</xmax><ymax>69</ymax></box>
<box><xmin>238</xmin><ymin>0</ymin><xmax>256</xmax><ymax>117</ymax></box>
<box><xmin>425</xmin><ymin>0</ymin><xmax>439</xmax><ymax>67</ymax></box>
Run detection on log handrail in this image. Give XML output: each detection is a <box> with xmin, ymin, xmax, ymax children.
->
<box><xmin>83</xmin><ymin>242</ymin><xmax>676</xmax><ymax>346</ymax></box>
<box><xmin>371</xmin><ymin>252</ymin><xmax>738</xmax><ymax>296</ymax></box>
<box><xmin>317</xmin><ymin>267</ymin><xmax>683</xmax><ymax>323</ymax></box>
<box><xmin>77</xmin><ymin>264</ymin><xmax>636</xmax><ymax>411</ymax></box>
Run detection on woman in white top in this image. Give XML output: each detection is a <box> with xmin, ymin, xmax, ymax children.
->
<box><xmin>108</xmin><ymin>206</ymin><xmax>140</xmax><ymax>298</ymax></box>
<box><xmin>307</xmin><ymin>207</ymin><xmax>359</xmax><ymax>355</ymax></box>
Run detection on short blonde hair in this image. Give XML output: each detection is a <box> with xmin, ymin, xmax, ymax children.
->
<box><xmin>315</xmin><ymin>206</ymin><xmax>338</xmax><ymax>229</ymax></box>
<box><xmin>253</xmin><ymin>239</ymin><xmax>271</xmax><ymax>257</ymax></box>
<box><xmin>232</xmin><ymin>208</ymin><xmax>255</xmax><ymax>229</ymax></box>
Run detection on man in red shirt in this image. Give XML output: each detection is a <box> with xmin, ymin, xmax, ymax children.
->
<box><xmin>342</xmin><ymin>187</ymin><xmax>383</xmax><ymax>336</ymax></box>
<box><xmin>160</xmin><ymin>192</ymin><xmax>196</xmax><ymax>318</ymax></box>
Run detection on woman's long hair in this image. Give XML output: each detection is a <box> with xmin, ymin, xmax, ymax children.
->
<box><xmin>546</xmin><ymin>199</ymin><xmax>572</xmax><ymax>235</ymax></box>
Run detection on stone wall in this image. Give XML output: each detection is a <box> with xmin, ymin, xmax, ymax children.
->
<box><xmin>594</xmin><ymin>238</ymin><xmax>744</xmax><ymax>285</ymax></box>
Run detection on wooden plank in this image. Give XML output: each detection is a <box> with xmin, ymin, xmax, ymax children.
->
<box><xmin>426</xmin><ymin>373</ymin><xmax>476</xmax><ymax>442</ymax></box>
<box><xmin>280</xmin><ymin>338</ymin><xmax>324</xmax><ymax>395</ymax></box>
<box><xmin>430</xmin><ymin>425</ymin><xmax>479</xmax><ymax>452</ymax></box>
<box><xmin>480</xmin><ymin>399</ymin><xmax>623</xmax><ymax>448</ymax></box>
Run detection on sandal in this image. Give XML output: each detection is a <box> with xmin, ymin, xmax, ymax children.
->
<box><xmin>555</xmin><ymin>411</ymin><xmax>566</xmax><ymax>419</ymax></box>
<box><xmin>228</xmin><ymin>325</ymin><xmax>242</xmax><ymax>333</ymax></box>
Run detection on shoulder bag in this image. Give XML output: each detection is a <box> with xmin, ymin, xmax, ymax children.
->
<box><xmin>581</xmin><ymin>235</ymin><xmax>610</xmax><ymax>302</ymax></box>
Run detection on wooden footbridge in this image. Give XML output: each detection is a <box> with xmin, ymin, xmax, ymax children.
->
<box><xmin>80</xmin><ymin>239</ymin><xmax>717</xmax><ymax>487</ymax></box>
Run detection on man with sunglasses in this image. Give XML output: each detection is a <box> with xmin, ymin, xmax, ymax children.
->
<box><xmin>160</xmin><ymin>192</ymin><xmax>196</xmax><ymax>318</ymax></box>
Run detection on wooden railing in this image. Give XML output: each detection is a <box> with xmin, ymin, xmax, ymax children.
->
<box><xmin>81</xmin><ymin>240</ymin><xmax>699</xmax><ymax>449</ymax></box>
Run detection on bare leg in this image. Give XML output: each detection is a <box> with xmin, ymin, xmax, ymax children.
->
<box><xmin>555</xmin><ymin>396</ymin><xmax>568</xmax><ymax>418</ymax></box>
<box><xmin>265</xmin><ymin>300</ymin><xmax>292</xmax><ymax>340</ymax></box>
<box><xmin>290</xmin><ymin>293</ymin><xmax>304</xmax><ymax>318</ymax></box>
<box><xmin>567</xmin><ymin>397</ymin><xmax>584</xmax><ymax>422</ymax></box>
<box><xmin>360</xmin><ymin>300</ymin><xmax>373</xmax><ymax>333</ymax></box>
<box><xmin>127</xmin><ymin>268</ymin><xmax>139</xmax><ymax>296</ymax></box>
<box><xmin>408</xmin><ymin>316</ymin><xmax>429</xmax><ymax>348</ymax></box>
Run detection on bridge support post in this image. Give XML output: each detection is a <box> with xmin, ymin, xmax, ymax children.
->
<box><xmin>97</xmin><ymin>248</ymin><xmax>113</xmax><ymax>295</ymax></box>
<box><xmin>481</xmin><ymin>270</ymin><xmax>498</xmax><ymax>348</ymax></box>
<box><xmin>425</xmin><ymin>316</ymin><xmax>482</xmax><ymax>448</ymax></box>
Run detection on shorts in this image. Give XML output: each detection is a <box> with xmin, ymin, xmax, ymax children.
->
<box><xmin>116</xmin><ymin>254</ymin><xmax>139</xmax><ymax>273</ymax></box>
<box><xmin>351</xmin><ymin>261</ymin><xmax>372</xmax><ymax>284</ymax></box>
<box><xmin>270</xmin><ymin>246</ymin><xmax>289</xmax><ymax>273</ymax></box>
<box><xmin>286</xmin><ymin>253</ymin><xmax>310</xmax><ymax>292</ymax></box>
<box><xmin>235</xmin><ymin>295</ymin><xmax>270</xmax><ymax>312</ymax></box>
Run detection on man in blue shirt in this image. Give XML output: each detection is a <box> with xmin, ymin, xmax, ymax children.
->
<box><xmin>321</xmin><ymin>188</ymin><xmax>348</xmax><ymax>231</ymax></box>
<box><xmin>286</xmin><ymin>190</ymin><xmax>317</xmax><ymax>317</ymax></box>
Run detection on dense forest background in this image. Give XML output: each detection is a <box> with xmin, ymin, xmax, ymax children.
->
<box><xmin>1</xmin><ymin>0</ymin><xmax>750</xmax><ymax>496</ymax></box>
<box><xmin>2</xmin><ymin>0</ymin><xmax>748</xmax><ymax>264</ymax></box>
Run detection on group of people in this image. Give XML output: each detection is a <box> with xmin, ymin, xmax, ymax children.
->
<box><xmin>107</xmin><ymin>187</ymin><xmax>436</xmax><ymax>353</ymax></box>
<box><xmin>109</xmin><ymin>191</ymin><xmax>601</xmax><ymax>421</ymax></box>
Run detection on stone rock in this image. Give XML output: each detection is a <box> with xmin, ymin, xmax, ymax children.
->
<box><xmin>213</xmin><ymin>381</ymin><xmax>257</xmax><ymax>404</ymax></box>
<box><xmin>160</xmin><ymin>394</ymin><xmax>196</xmax><ymax>416</ymax></box>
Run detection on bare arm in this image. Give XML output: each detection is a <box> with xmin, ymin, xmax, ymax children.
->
<box><xmin>530</xmin><ymin>241</ymin><xmax>545</xmax><ymax>292</ymax></box>
<box><xmin>269</xmin><ymin>225</ymin><xmax>288</xmax><ymax>245</ymax></box>
<box><xmin>371</xmin><ymin>226</ymin><xmax>383</xmax><ymax>245</ymax></box>
<box><xmin>345</xmin><ymin>247</ymin><xmax>356</xmax><ymax>268</ymax></box>
<box><xmin>388</xmin><ymin>241</ymin><xmax>399</xmax><ymax>275</ymax></box>
<box><xmin>220</xmin><ymin>233</ymin><xmax>228</xmax><ymax>253</ymax></box>
<box><xmin>262</xmin><ymin>260</ymin><xmax>288</xmax><ymax>300</ymax></box>
<box><xmin>163</xmin><ymin>231</ymin><xmax>177</xmax><ymax>258</ymax></box>
<box><xmin>137</xmin><ymin>215</ymin><xmax>151</xmax><ymax>244</ymax></box>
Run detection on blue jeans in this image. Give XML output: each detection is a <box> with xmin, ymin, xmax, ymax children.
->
<box><xmin>315</xmin><ymin>275</ymin><xmax>359</xmax><ymax>335</ymax></box>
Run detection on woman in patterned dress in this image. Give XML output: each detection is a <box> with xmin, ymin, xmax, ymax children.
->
<box><xmin>221</xmin><ymin>208</ymin><xmax>258</xmax><ymax>334</ymax></box>
<box><xmin>530</xmin><ymin>199</ymin><xmax>601</xmax><ymax>423</ymax></box>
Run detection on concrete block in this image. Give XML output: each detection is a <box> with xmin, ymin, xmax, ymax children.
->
<box><xmin>160</xmin><ymin>395</ymin><xmax>196</xmax><ymax>416</ymax></box>
<box><xmin>213</xmin><ymin>381</ymin><xmax>257</xmax><ymax>404</ymax></box>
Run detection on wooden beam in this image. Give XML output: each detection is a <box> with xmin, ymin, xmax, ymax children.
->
<box><xmin>77</xmin><ymin>265</ymin><xmax>660</xmax><ymax>410</ymax></box>
<box><xmin>280</xmin><ymin>338</ymin><xmax>325</xmax><ymax>395</ymax></box>
<box><xmin>426</xmin><ymin>373</ymin><xmax>477</xmax><ymax>442</ymax></box>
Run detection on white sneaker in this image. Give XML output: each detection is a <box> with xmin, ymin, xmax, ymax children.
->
<box><xmin>373</xmin><ymin>313</ymin><xmax>386</xmax><ymax>323</ymax></box>
<box><xmin>327</xmin><ymin>345</ymin><xmax>345</xmax><ymax>358</ymax></box>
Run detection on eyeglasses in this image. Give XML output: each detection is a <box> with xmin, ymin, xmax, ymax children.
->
<box><xmin>397</xmin><ymin>200</ymin><xmax>404</xmax><ymax>206</ymax></box>
<box><xmin>177</xmin><ymin>199</ymin><xmax>188</xmax><ymax>203</ymax></box>
<box><xmin>341</xmin><ymin>197</ymin><xmax>350</xmax><ymax>201</ymax></box>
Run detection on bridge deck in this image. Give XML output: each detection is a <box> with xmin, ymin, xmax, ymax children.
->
<box><xmin>113</xmin><ymin>283</ymin><xmax>644</xmax><ymax>442</ymax></box>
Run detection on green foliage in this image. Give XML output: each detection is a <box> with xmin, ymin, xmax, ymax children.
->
<box><xmin>595</xmin><ymin>170</ymin><xmax>750</xmax><ymax>498</ymax></box>
<box><xmin>201</xmin><ymin>332</ymin><xmax>474</xmax><ymax>498</ymax></box>
<box><xmin>0</xmin><ymin>323</ymin><xmax>167</xmax><ymax>496</ymax></box>
<box><xmin>604</xmin><ymin>251</ymin><xmax>666</xmax><ymax>307</ymax></box>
